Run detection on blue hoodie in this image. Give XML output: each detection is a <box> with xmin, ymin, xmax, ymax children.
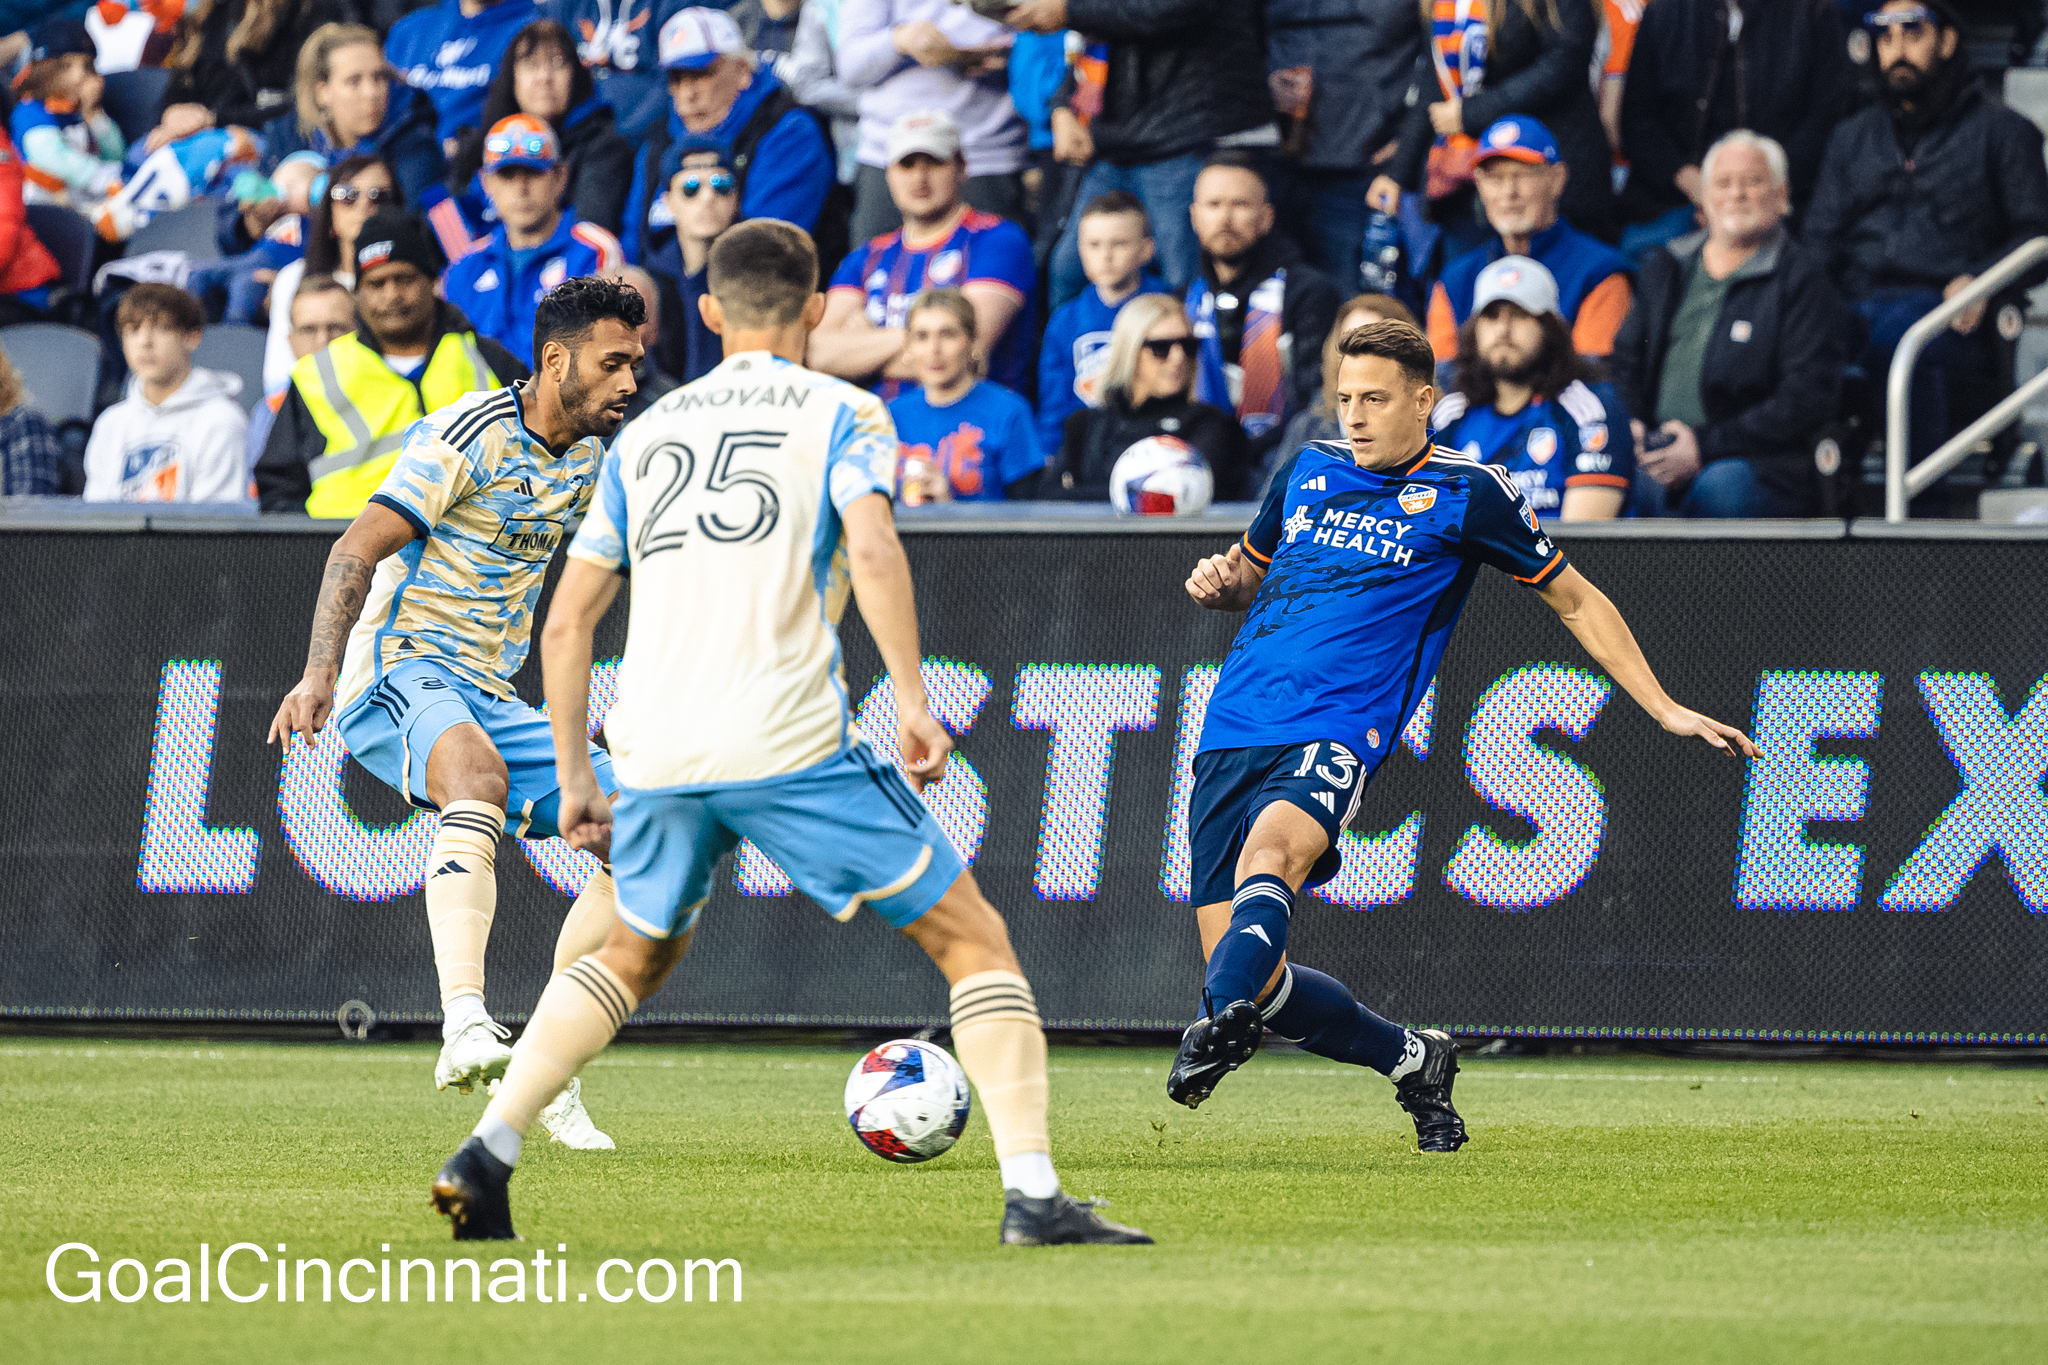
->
<box><xmin>621</xmin><ymin>69</ymin><xmax>833</xmax><ymax>265</ymax></box>
<box><xmin>543</xmin><ymin>0</ymin><xmax>677</xmax><ymax>146</ymax></box>
<box><xmin>386</xmin><ymin>0</ymin><xmax>543</xmax><ymax>146</ymax></box>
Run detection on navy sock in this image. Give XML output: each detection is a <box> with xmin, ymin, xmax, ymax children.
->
<box><xmin>1202</xmin><ymin>873</ymin><xmax>1293</xmax><ymax>1015</ymax></box>
<box><xmin>1262</xmin><ymin>964</ymin><xmax>1416</xmax><ymax>1075</ymax></box>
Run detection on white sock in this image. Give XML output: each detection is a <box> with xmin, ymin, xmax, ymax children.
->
<box><xmin>1387</xmin><ymin>1031</ymin><xmax>1426</xmax><ymax>1082</ymax></box>
<box><xmin>473</xmin><ymin>1114</ymin><xmax>523</xmax><ymax>1167</ymax></box>
<box><xmin>442</xmin><ymin>991</ymin><xmax>491</xmax><ymax>1041</ymax></box>
<box><xmin>998</xmin><ymin>1151</ymin><xmax>1059</xmax><ymax>1200</ymax></box>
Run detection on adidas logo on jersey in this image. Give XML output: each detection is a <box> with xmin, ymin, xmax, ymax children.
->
<box><xmin>1313</xmin><ymin>791</ymin><xmax>1337</xmax><ymax>813</ymax></box>
<box><xmin>1299</xmin><ymin>475</ymin><xmax>1328</xmax><ymax>491</ymax></box>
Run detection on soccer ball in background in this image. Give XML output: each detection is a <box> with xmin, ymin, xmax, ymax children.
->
<box><xmin>1110</xmin><ymin>435</ymin><xmax>1214</xmax><ymax>517</ymax></box>
<box><xmin>844</xmin><ymin>1039</ymin><xmax>972</xmax><ymax>1163</ymax></box>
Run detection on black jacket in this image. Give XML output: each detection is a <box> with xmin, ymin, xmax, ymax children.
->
<box><xmin>1609</xmin><ymin>227</ymin><xmax>1846</xmax><ymax>507</ymax></box>
<box><xmin>1620</xmin><ymin>0</ymin><xmax>1849</xmax><ymax>219</ymax></box>
<box><xmin>1265</xmin><ymin>0</ymin><xmax>1422</xmax><ymax>172</ymax></box>
<box><xmin>1047</xmin><ymin>393</ymin><xmax>1252</xmax><ymax>502</ymax></box>
<box><xmin>1388</xmin><ymin>0</ymin><xmax>1613</xmax><ymax>241</ymax></box>
<box><xmin>161</xmin><ymin>0</ymin><xmax>358</xmax><ymax>133</ymax></box>
<box><xmin>1193</xmin><ymin>232</ymin><xmax>1341</xmax><ymax>465</ymax></box>
<box><xmin>257</xmin><ymin>303</ymin><xmax>530</xmax><ymax>513</ymax></box>
<box><xmin>1060</xmin><ymin>0</ymin><xmax>1276</xmax><ymax>166</ymax></box>
<box><xmin>1803</xmin><ymin>78</ymin><xmax>2048</xmax><ymax>300</ymax></box>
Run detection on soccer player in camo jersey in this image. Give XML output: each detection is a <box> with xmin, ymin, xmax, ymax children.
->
<box><xmin>1170</xmin><ymin>319</ymin><xmax>1758</xmax><ymax>1148</ymax></box>
<box><xmin>268</xmin><ymin>278</ymin><xmax>648</xmax><ymax>1151</ymax></box>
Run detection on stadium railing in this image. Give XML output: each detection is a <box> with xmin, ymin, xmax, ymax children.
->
<box><xmin>1884</xmin><ymin>235</ymin><xmax>2048</xmax><ymax>521</ymax></box>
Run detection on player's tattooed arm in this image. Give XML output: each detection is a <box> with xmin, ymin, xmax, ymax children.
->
<box><xmin>1186</xmin><ymin>542</ymin><xmax>1266</xmax><ymax>612</ymax></box>
<box><xmin>267</xmin><ymin>504</ymin><xmax>420</xmax><ymax>747</ymax></box>
<box><xmin>1537</xmin><ymin>566</ymin><xmax>1760</xmax><ymax>759</ymax></box>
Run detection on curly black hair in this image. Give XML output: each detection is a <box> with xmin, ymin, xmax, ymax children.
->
<box><xmin>533</xmin><ymin>275</ymin><xmax>647</xmax><ymax>359</ymax></box>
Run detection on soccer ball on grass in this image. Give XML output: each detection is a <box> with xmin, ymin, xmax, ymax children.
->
<box><xmin>844</xmin><ymin>1038</ymin><xmax>972</xmax><ymax>1163</ymax></box>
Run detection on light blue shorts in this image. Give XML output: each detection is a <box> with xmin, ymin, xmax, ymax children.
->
<box><xmin>334</xmin><ymin>658</ymin><xmax>616</xmax><ymax>840</ymax></box>
<box><xmin>609</xmin><ymin>743</ymin><xmax>965</xmax><ymax>938</ymax></box>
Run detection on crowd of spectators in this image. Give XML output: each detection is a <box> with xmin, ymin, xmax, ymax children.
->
<box><xmin>0</xmin><ymin>0</ymin><xmax>2043</xmax><ymax>521</ymax></box>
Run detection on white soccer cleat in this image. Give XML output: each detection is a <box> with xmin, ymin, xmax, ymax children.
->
<box><xmin>538</xmin><ymin>1077</ymin><xmax>616</xmax><ymax>1151</ymax></box>
<box><xmin>434</xmin><ymin>1017</ymin><xmax>513</xmax><ymax>1095</ymax></box>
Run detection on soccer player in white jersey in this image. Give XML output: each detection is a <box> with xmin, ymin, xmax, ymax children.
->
<box><xmin>269</xmin><ymin>278</ymin><xmax>649</xmax><ymax>1151</ymax></box>
<box><xmin>428</xmin><ymin>220</ymin><xmax>1154</xmax><ymax>1248</ymax></box>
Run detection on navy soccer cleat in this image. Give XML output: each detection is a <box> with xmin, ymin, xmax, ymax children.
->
<box><xmin>1165</xmin><ymin>998</ymin><xmax>1265</xmax><ymax>1109</ymax></box>
<box><xmin>1000</xmin><ymin>1191</ymin><xmax>1154</xmax><ymax>1246</ymax></box>
<box><xmin>1393</xmin><ymin>1028</ymin><xmax>1468</xmax><ymax>1152</ymax></box>
<box><xmin>429</xmin><ymin>1136</ymin><xmax>521</xmax><ymax>1240</ymax></box>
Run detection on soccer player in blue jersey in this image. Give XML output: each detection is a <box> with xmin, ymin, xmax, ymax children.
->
<box><xmin>1171</xmin><ymin>319</ymin><xmax>1757</xmax><ymax>1149</ymax></box>
<box><xmin>268</xmin><ymin>278</ymin><xmax>647</xmax><ymax>1150</ymax></box>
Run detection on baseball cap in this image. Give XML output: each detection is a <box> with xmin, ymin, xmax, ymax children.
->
<box><xmin>353</xmin><ymin>207</ymin><xmax>447</xmax><ymax>283</ymax></box>
<box><xmin>482</xmin><ymin>114</ymin><xmax>559</xmax><ymax>173</ymax></box>
<box><xmin>886</xmin><ymin>110</ymin><xmax>963</xmax><ymax>165</ymax></box>
<box><xmin>1475</xmin><ymin>115</ymin><xmax>1560</xmax><ymax>167</ymax></box>
<box><xmin>1471</xmin><ymin>255</ymin><xmax>1561</xmax><ymax>319</ymax></box>
<box><xmin>659</xmin><ymin>7</ymin><xmax>744</xmax><ymax>72</ymax></box>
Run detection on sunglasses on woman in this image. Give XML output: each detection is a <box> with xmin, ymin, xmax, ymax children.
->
<box><xmin>1141</xmin><ymin>337</ymin><xmax>1199</xmax><ymax>360</ymax></box>
<box><xmin>678</xmin><ymin>172</ymin><xmax>736</xmax><ymax>198</ymax></box>
<box><xmin>330</xmin><ymin>185</ymin><xmax>396</xmax><ymax>206</ymax></box>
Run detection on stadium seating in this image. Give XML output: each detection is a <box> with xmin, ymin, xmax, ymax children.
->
<box><xmin>99</xmin><ymin>68</ymin><xmax>172</xmax><ymax>149</ymax></box>
<box><xmin>23</xmin><ymin>206</ymin><xmax>97</xmax><ymax>298</ymax></box>
<box><xmin>126</xmin><ymin>201</ymin><xmax>220</xmax><ymax>262</ymax></box>
<box><xmin>194</xmin><ymin>325</ymin><xmax>268</xmax><ymax>414</ymax></box>
<box><xmin>0</xmin><ymin>324</ymin><xmax>102</xmax><ymax>429</ymax></box>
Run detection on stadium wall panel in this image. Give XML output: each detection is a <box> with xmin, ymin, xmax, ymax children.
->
<box><xmin>2</xmin><ymin>522</ymin><xmax>2045</xmax><ymax>1042</ymax></box>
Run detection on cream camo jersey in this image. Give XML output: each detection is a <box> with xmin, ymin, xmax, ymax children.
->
<box><xmin>334</xmin><ymin>386</ymin><xmax>606</xmax><ymax>715</ymax></box>
<box><xmin>568</xmin><ymin>351</ymin><xmax>901</xmax><ymax>790</ymax></box>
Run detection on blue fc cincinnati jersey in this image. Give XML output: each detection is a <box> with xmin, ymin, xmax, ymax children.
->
<box><xmin>1198</xmin><ymin>440</ymin><xmax>1568</xmax><ymax>765</ymax></box>
<box><xmin>828</xmin><ymin>209</ymin><xmax>1036</xmax><ymax>401</ymax></box>
<box><xmin>1431</xmin><ymin>379</ymin><xmax>1634</xmax><ymax>517</ymax></box>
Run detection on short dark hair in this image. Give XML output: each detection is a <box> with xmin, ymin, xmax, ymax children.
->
<box><xmin>532</xmin><ymin>275</ymin><xmax>647</xmax><ymax>358</ymax></box>
<box><xmin>116</xmin><ymin>283</ymin><xmax>205</xmax><ymax>336</ymax></box>
<box><xmin>1452</xmin><ymin>307</ymin><xmax>1597</xmax><ymax>410</ymax></box>
<box><xmin>1080</xmin><ymin>189</ymin><xmax>1150</xmax><ymax>232</ymax></box>
<box><xmin>708</xmin><ymin>220</ymin><xmax>818</xmax><ymax>328</ymax></box>
<box><xmin>1335</xmin><ymin>319</ymin><xmax>1435</xmax><ymax>390</ymax></box>
<box><xmin>1196</xmin><ymin>149</ymin><xmax>1270</xmax><ymax>200</ymax></box>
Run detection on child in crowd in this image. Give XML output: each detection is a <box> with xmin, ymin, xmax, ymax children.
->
<box><xmin>9</xmin><ymin>48</ymin><xmax>264</xmax><ymax>242</ymax></box>
<box><xmin>1035</xmin><ymin>191</ymin><xmax>1167</xmax><ymax>456</ymax></box>
<box><xmin>10</xmin><ymin>52</ymin><xmax>125</xmax><ymax>211</ymax></box>
<box><xmin>186</xmin><ymin>152</ymin><xmax>325</xmax><ymax>327</ymax></box>
<box><xmin>889</xmin><ymin>288</ymin><xmax>1042</xmax><ymax>504</ymax></box>
<box><xmin>84</xmin><ymin>283</ymin><xmax>250</xmax><ymax>504</ymax></box>
<box><xmin>647</xmin><ymin>142</ymin><xmax>740</xmax><ymax>384</ymax></box>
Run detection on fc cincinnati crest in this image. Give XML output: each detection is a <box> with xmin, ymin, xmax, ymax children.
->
<box><xmin>1398</xmin><ymin>483</ymin><xmax>1436</xmax><ymax>515</ymax></box>
<box><xmin>540</xmin><ymin>257</ymin><xmax>569</xmax><ymax>291</ymax></box>
<box><xmin>927</xmin><ymin>249</ymin><xmax>964</xmax><ymax>285</ymax></box>
<box><xmin>1527</xmin><ymin>426</ymin><xmax>1558</xmax><ymax>465</ymax></box>
<box><xmin>1519</xmin><ymin>502</ymin><xmax>1540</xmax><ymax>532</ymax></box>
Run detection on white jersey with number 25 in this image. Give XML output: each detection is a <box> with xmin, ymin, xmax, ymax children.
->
<box><xmin>566</xmin><ymin>351</ymin><xmax>899</xmax><ymax>791</ymax></box>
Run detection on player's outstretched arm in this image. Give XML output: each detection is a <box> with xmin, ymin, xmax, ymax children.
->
<box><xmin>541</xmin><ymin>557</ymin><xmax>624</xmax><ymax>856</ymax></box>
<box><xmin>843</xmin><ymin>492</ymin><xmax>953</xmax><ymax>791</ymax></box>
<box><xmin>267</xmin><ymin>504</ymin><xmax>418</xmax><ymax>747</ymax></box>
<box><xmin>1537</xmin><ymin>566</ymin><xmax>1759</xmax><ymax>758</ymax></box>
<box><xmin>1186</xmin><ymin>541</ymin><xmax>1266</xmax><ymax>612</ymax></box>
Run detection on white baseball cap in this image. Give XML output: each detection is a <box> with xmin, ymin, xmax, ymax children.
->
<box><xmin>659</xmin><ymin>7</ymin><xmax>744</xmax><ymax>71</ymax></box>
<box><xmin>886</xmin><ymin>110</ymin><xmax>963</xmax><ymax>165</ymax></box>
<box><xmin>1471</xmin><ymin>255</ymin><xmax>1561</xmax><ymax>318</ymax></box>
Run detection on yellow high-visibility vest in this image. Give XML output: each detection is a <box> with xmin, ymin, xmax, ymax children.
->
<box><xmin>293</xmin><ymin>330</ymin><xmax>500</xmax><ymax>519</ymax></box>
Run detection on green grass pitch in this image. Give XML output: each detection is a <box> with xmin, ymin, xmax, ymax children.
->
<box><xmin>4</xmin><ymin>1038</ymin><xmax>2045</xmax><ymax>1364</ymax></box>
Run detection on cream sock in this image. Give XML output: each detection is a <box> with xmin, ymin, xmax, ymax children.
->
<box><xmin>948</xmin><ymin>971</ymin><xmax>1055</xmax><ymax>1176</ymax></box>
<box><xmin>553</xmin><ymin>866</ymin><xmax>619</xmax><ymax>974</ymax></box>
<box><xmin>476</xmin><ymin>955</ymin><xmax>638</xmax><ymax>1159</ymax></box>
<box><xmin>427</xmin><ymin>801</ymin><xmax>505</xmax><ymax>1008</ymax></box>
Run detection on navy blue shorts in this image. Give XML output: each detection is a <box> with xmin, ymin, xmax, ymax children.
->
<box><xmin>1187</xmin><ymin>741</ymin><xmax>1371</xmax><ymax>907</ymax></box>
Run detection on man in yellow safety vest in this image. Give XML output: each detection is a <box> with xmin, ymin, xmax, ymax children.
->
<box><xmin>256</xmin><ymin>208</ymin><xmax>529</xmax><ymax>516</ymax></box>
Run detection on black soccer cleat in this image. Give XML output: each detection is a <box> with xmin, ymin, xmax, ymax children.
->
<box><xmin>1165</xmin><ymin>999</ymin><xmax>1265</xmax><ymax>1109</ymax></box>
<box><xmin>1393</xmin><ymin>1028</ymin><xmax>1468</xmax><ymax>1153</ymax></box>
<box><xmin>429</xmin><ymin>1136</ymin><xmax>522</xmax><ymax>1240</ymax></box>
<box><xmin>1001</xmin><ymin>1191</ymin><xmax>1154</xmax><ymax>1246</ymax></box>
